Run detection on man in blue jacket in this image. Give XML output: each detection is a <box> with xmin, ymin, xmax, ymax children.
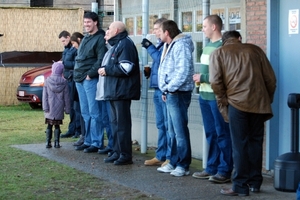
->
<box><xmin>141</xmin><ymin>18</ymin><xmax>171</xmax><ymax>167</ymax></box>
<box><xmin>73</xmin><ymin>11</ymin><xmax>107</xmax><ymax>153</ymax></box>
<box><xmin>58</xmin><ymin>30</ymin><xmax>81</xmax><ymax>139</ymax></box>
<box><xmin>98</xmin><ymin>21</ymin><xmax>141</xmax><ymax>165</ymax></box>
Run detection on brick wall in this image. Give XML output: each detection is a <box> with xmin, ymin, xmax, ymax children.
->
<box><xmin>246</xmin><ymin>0</ymin><xmax>271</xmax><ymax>174</ymax></box>
<box><xmin>246</xmin><ymin>0</ymin><xmax>267</xmax><ymax>51</ymax></box>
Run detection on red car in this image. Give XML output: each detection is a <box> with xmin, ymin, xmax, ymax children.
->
<box><xmin>10</xmin><ymin>52</ymin><xmax>61</xmax><ymax>109</ymax></box>
<box><xmin>16</xmin><ymin>65</ymin><xmax>52</xmax><ymax>109</ymax></box>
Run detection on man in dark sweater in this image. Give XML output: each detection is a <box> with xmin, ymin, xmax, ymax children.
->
<box><xmin>73</xmin><ymin>11</ymin><xmax>107</xmax><ymax>153</ymax></box>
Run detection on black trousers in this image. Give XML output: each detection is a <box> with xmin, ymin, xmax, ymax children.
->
<box><xmin>67</xmin><ymin>80</ymin><xmax>81</xmax><ymax>134</ymax></box>
<box><xmin>109</xmin><ymin>100</ymin><xmax>132</xmax><ymax>158</ymax></box>
<box><xmin>228</xmin><ymin>105</ymin><xmax>266</xmax><ymax>195</ymax></box>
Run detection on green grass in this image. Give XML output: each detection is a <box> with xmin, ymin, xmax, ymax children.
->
<box><xmin>0</xmin><ymin>104</ymin><xmax>161</xmax><ymax>200</ymax></box>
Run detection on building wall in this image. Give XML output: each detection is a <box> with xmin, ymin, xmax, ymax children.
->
<box><xmin>246</xmin><ymin>0</ymin><xmax>268</xmax><ymax>171</ymax></box>
<box><xmin>246</xmin><ymin>0</ymin><xmax>267</xmax><ymax>51</ymax></box>
<box><xmin>0</xmin><ymin>0</ymin><xmax>95</xmax><ymax>10</ymax></box>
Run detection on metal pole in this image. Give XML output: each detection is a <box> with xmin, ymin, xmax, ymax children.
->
<box><xmin>202</xmin><ymin>0</ymin><xmax>210</xmax><ymax>169</ymax></box>
<box><xmin>140</xmin><ymin>0</ymin><xmax>149</xmax><ymax>154</ymax></box>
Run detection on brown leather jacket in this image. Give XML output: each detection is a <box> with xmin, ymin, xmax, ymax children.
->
<box><xmin>209</xmin><ymin>38</ymin><xmax>276</xmax><ymax>122</ymax></box>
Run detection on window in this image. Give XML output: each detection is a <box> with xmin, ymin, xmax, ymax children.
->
<box><xmin>125</xmin><ymin>17</ymin><xmax>134</xmax><ymax>35</ymax></box>
<box><xmin>149</xmin><ymin>15</ymin><xmax>159</xmax><ymax>34</ymax></box>
<box><xmin>162</xmin><ymin>13</ymin><xmax>170</xmax><ymax>19</ymax></box>
<box><xmin>229</xmin><ymin>8</ymin><xmax>241</xmax><ymax>30</ymax></box>
<box><xmin>182</xmin><ymin>12</ymin><xmax>193</xmax><ymax>32</ymax></box>
<box><xmin>211</xmin><ymin>8</ymin><xmax>225</xmax><ymax>30</ymax></box>
<box><xmin>136</xmin><ymin>16</ymin><xmax>142</xmax><ymax>35</ymax></box>
<box><xmin>196</xmin><ymin>10</ymin><xmax>203</xmax><ymax>32</ymax></box>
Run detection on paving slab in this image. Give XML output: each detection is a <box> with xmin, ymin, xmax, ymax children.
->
<box><xmin>12</xmin><ymin>142</ymin><xmax>297</xmax><ymax>200</ymax></box>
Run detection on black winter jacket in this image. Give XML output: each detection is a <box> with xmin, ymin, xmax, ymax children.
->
<box><xmin>74</xmin><ymin>29</ymin><xmax>107</xmax><ymax>82</ymax></box>
<box><xmin>102</xmin><ymin>31</ymin><xmax>141</xmax><ymax>100</ymax></box>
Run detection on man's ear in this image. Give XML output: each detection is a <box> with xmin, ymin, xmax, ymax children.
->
<box><xmin>212</xmin><ymin>24</ymin><xmax>217</xmax><ymax>31</ymax></box>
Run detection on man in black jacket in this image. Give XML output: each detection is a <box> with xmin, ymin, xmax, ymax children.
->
<box><xmin>98</xmin><ymin>21</ymin><xmax>141</xmax><ymax>165</ymax></box>
<box><xmin>73</xmin><ymin>11</ymin><xmax>107</xmax><ymax>153</ymax></box>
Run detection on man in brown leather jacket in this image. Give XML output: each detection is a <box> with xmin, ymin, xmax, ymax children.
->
<box><xmin>209</xmin><ymin>30</ymin><xmax>276</xmax><ymax>197</ymax></box>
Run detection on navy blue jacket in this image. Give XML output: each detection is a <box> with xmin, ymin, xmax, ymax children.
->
<box><xmin>102</xmin><ymin>30</ymin><xmax>141</xmax><ymax>100</ymax></box>
<box><xmin>62</xmin><ymin>43</ymin><xmax>77</xmax><ymax>80</ymax></box>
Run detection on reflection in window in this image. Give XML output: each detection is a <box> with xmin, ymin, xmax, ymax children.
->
<box><xmin>196</xmin><ymin>10</ymin><xmax>203</xmax><ymax>32</ymax></box>
<box><xmin>229</xmin><ymin>7</ymin><xmax>241</xmax><ymax>30</ymax></box>
<box><xmin>162</xmin><ymin>13</ymin><xmax>170</xmax><ymax>20</ymax></box>
<box><xmin>211</xmin><ymin>8</ymin><xmax>225</xmax><ymax>30</ymax></box>
<box><xmin>182</xmin><ymin>12</ymin><xmax>193</xmax><ymax>32</ymax></box>
<box><xmin>149</xmin><ymin>15</ymin><xmax>158</xmax><ymax>34</ymax></box>
<box><xmin>136</xmin><ymin>16</ymin><xmax>142</xmax><ymax>35</ymax></box>
<box><xmin>196</xmin><ymin>42</ymin><xmax>203</xmax><ymax>63</ymax></box>
<box><xmin>125</xmin><ymin>17</ymin><xmax>134</xmax><ymax>35</ymax></box>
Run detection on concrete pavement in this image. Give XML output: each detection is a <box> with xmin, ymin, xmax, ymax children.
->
<box><xmin>13</xmin><ymin>142</ymin><xmax>296</xmax><ymax>200</ymax></box>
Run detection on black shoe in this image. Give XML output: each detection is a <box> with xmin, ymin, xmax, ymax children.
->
<box><xmin>60</xmin><ymin>132</ymin><xmax>74</xmax><ymax>138</ymax></box>
<box><xmin>73</xmin><ymin>136</ymin><xmax>84</xmax><ymax>146</ymax></box>
<box><xmin>98</xmin><ymin>148</ymin><xmax>113</xmax><ymax>154</ymax></box>
<box><xmin>84</xmin><ymin>146</ymin><xmax>99</xmax><ymax>153</ymax></box>
<box><xmin>75</xmin><ymin>144</ymin><xmax>90</xmax><ymax>151</ymax></box>
<box><xmin>114</xmin><ymin>155</ymin><xmax>133</xmax><ymax>165</ymax></box>
<box><xmin>104</xmin><ymin>152</ymin><xmax>119</xmax><ymax>163</ymax></box>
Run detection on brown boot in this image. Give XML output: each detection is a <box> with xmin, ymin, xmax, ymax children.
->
<box><xmin>144</xmin><ymin>157</ymin><xmax>163</xmax><ymax>166</ymax></box>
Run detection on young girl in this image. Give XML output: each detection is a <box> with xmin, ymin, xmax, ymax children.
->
<box><xmin>43</xmin><ymin>62</ymin><xmax>70</xmax><ymax>148</ymax></box>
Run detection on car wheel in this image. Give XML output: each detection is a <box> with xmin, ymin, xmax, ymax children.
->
<box><xmin>29</xmin><ymin>103</ymin><xmax>42</xmax><ymax>109</ymax></box>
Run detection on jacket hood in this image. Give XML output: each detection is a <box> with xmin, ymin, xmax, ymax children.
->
<box><xmin>52</xmin><ymin>62</ymin><xmax>64</xmax><ymax>75</ymax></box>
<box><xmin>46</xmin><ymin>76</ymin><xmax>67</xmax><ymax>93</ymax></box>
<box><xmin>172</xmin><ymin>34</ymin><xmax>194</xmax><ymax>52</ymax></box>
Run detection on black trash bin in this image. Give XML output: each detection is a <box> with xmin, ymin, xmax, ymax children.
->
<box><xmin>274</xmin><ymin>93</ymin><xmax>300</xmax><ymax>192</ymax></box>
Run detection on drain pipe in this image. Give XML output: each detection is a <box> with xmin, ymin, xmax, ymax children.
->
<box><xmin>202</xmin><ymin>0</ymin><xmax>210</xmax><ymax>170</ymax></box>
<box><xmin>140</xmin><ymin>0</ymin><xmax>149</xmax><ymax>154</ymax></box>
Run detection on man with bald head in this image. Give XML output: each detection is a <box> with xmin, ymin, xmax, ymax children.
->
<box><xmin>98</xmin><ymin>21</ymin><xmax>141</xmax><ymax>165</ymax></box>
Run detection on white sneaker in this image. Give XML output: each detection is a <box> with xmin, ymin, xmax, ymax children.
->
<box><xmin>170</xmin><ymin>166</ymin><xmax>190</xmax><ymax>177</ymax></box>
<box><xmin>157</xmin><ymin>163</ymin><xmax>174</xmax><ymax>173</ymax></box>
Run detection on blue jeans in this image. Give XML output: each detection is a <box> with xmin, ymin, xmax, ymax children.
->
<box><xmin>153</xmin><ymin>89</ymin><xmax>170</xmax><ymax>161</ymax></box>
<box><xmin>228</xmin><ymin>105</ymin><xmax>265</xmax><ymax>195</ymax></box>
<box><xmin>199</xmin><ymin>96</ymin><xmax>233</xmax><ymax>177</ymax></box>
<box><xmin>76</xmin><ymin>79</ymin><xmax>102</xmax><ymax>148</ymax></box>
<box><xmin>99</xmin><ymin>100</ymin><xmax>113</xmax><ymax>150</ymax></box>
<box><xmin>166</xmin><ymin>91</ymin><xmax>192</xmax><ymax>170</ymax></box>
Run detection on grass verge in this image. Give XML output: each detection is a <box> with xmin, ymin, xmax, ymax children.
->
<box><xmin>0</xmin><ymin>104</ymin><xmax>163</xmax><ymax>200</ymax></box>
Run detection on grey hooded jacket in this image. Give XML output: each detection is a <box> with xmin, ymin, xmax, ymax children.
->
<box><xmin>42</xmin><ymin>75</ymin><xmax>70</xmax><ymax>120</ymax></box>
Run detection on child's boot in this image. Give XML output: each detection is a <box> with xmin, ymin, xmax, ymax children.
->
<box><xmin>54</xmin><ymin>129</ymin><xmax>61</xmax><ymax>148</ymax></box>
<box><xmin>45</xmin><ymin>129</ymin><xmax>52</xmax><ymax>148</ymax></box>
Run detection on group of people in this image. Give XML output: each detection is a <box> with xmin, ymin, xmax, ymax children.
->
<box><xmin>43</xmin><ymin>11</ymin><xmax>140</xmax><ymax>166</ymax></box>
<box><xmin>42</xmin><ymin>12</ymin><xmax>277</xmax><ymax>197</ymax></box>
<box><xmin>141</xmin><ymin>14</ymin><xmax>276</xmax><ymax>197</ymax></box>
